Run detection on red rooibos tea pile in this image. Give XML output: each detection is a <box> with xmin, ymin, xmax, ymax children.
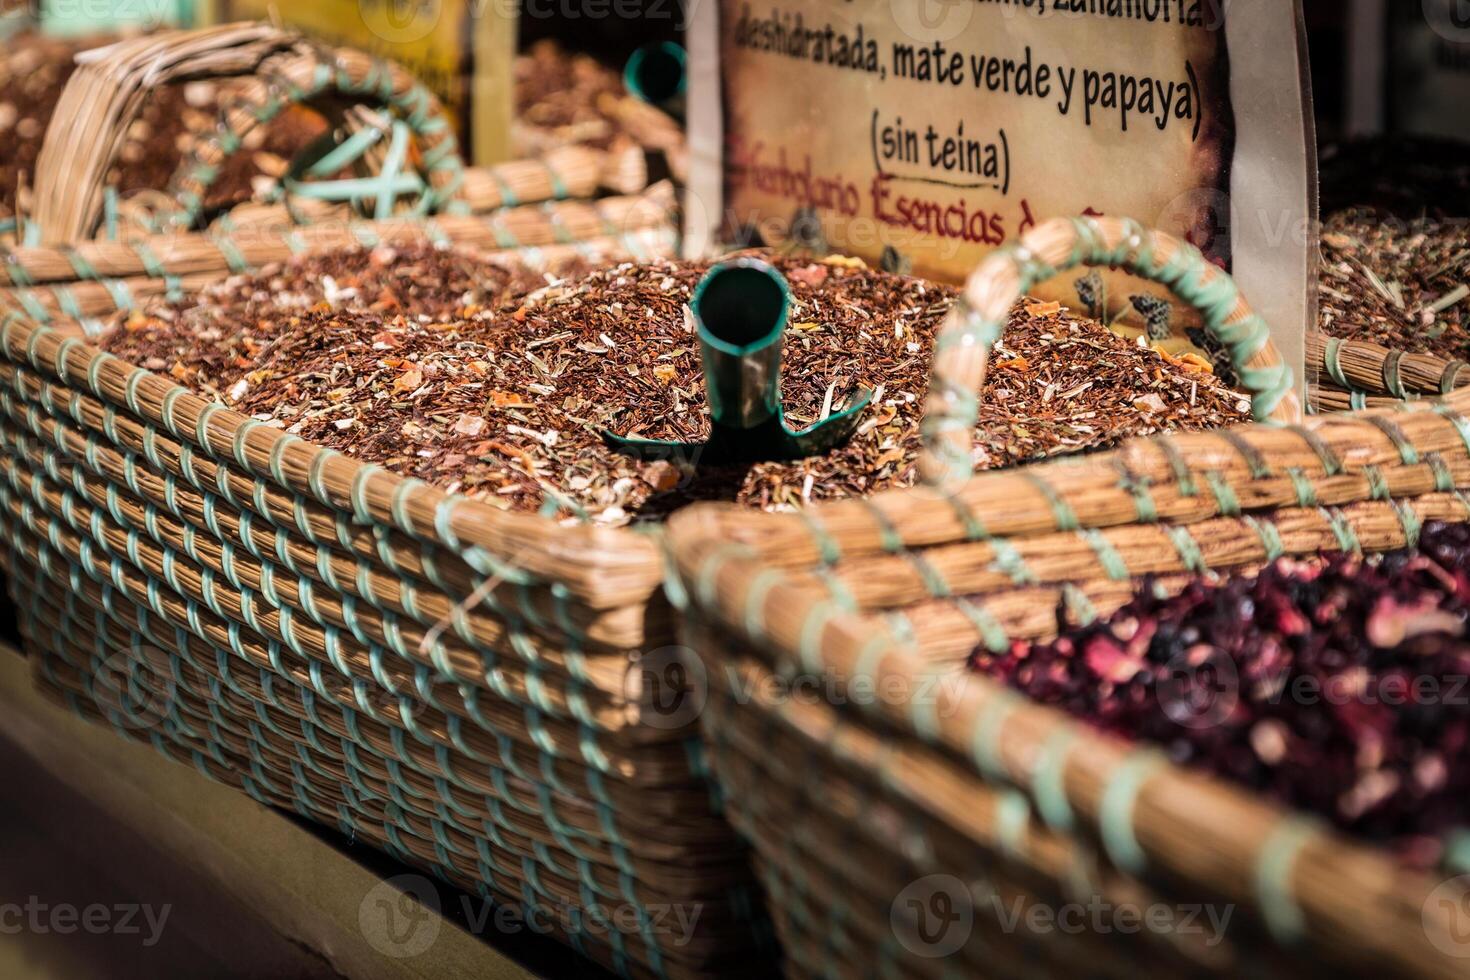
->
<box><xmin>0</xmin><ymin>33</ymin><xmax>90</xmax><ymax>224</ymax></box>
<box><xmin>976</xmin><ymin>522</ymin><xmax>1470</xmax><ymax>868</ymax></box>
<box><xmin>102</xmin><ymin>243</ymin><xmax>1250</xmax><ymax>524</ymax></box>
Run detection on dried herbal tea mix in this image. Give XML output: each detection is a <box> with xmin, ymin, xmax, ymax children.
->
<box><xmin>514</xmin><ymin>40</ymin><xmax>632</xmax><ymax>153</ymax></box>
<box><xmin>976</xmin><ymin>523</ymin><xmax>1470</xmax><ymax>868</ymax></box>
<box><xmin>103</xmin><ymin>243</ymin><xmax>1249</xmax><ymax>524</ymax></box>
<box><xmin>513</xmin><ymin>38</ymin><xmax>678</xmax><ymax>163</ymax></box>
<box><xmin>1319</xmin><ymin>209</ymin><xmax>1470</xmax><ymax>358</ymax></box>
<box><xmin>1317</xmin><ymin>138</ymin><xmax>1470</xmax><ymax>362</ymax></box>
<box><xmin>0</xmin><ymin>33</ymin><xmax>89</xmax><ymax>223</ymax></box>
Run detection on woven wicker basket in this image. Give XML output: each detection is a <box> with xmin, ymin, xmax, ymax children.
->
<box><xmin>0</xmin><ymin>296</ymin><xmax>764</xmax><ymax>978</ymax></box>
<box><xmin>0</xmin><ymin>184</ymin><xmax>679</xmax><ymax>334</ymax></box>
<box><xmin>24</xmin><ymin>24</ymin><xmax>461</xmax><ymax>243</ymax></box>
<box><xmin>1311</xmin><ymin>332</ymin><xmax>1470</xmax><ymax>413</ymax></box>
<box><xmin>3</xmin><ymin>23</ymin><xmax>658</xmax><ymax>330</ymax></box>
<box><xmin>0</xmin><ymin>29</ymin><xmax>727</xmax><ymax>980</ymax></box>
<box><xmin>665</xmin><ymin>235</ymin><xmax>1470</xmax><ymax>975</ymax></box>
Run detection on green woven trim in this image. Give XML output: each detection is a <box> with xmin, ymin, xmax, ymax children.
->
<box><xmin>1220</xmin><ymin>429</ymin><xmax>1272</xmax><ymax>479</ymax></box>
<box><xmin>172</xmin><ymin>60</ymin><xmax>463</xmax><ymax>231</ymax></box>
<box><xmin>1434</xmin><ymin>404</ymin><xmax>1470</xmax><ymax>457</ymax></box>
<box><xmin>1155</xmin><ymin>436</ymin><xmax>1198</xmax><ymax>497</ymax></box>
<box><xmin>542</xmin><ymin>162</ymin><xmax>570</xmax><ymax>200</ymax></box>
<box><xmin>1441</xmin><ymin>360</ymin><xmax>1468</xmax><ymax>395</ymax></box>
<box><xmin>850</xmin><ymin>631</ymin><xmax>894</xmax><ymax>700</ymax></box>
<box><xmin>1254</xmin><ymin>817</ymin><xmax>1318</xmax><ymax>945</ymax></box>
<box><xmin>1204</xmin><ymin>471</ymin><xmax>1240</xmax><ymax>517</ymax></box>
<box><xmin>490</xmin><ymin>169</ymin><xmax>521</xmax><ymax>208</ymax></box>
<box><xmin>694</xmin><ymin>542</ymin><xmax>752</xmax><ymax>614</ymax></box>
<box><xmin>1163</xmin><ymin>524</ymin><xmax>1207</xmax><ymax>575</ymax></box>
<box><xmin>1323</xmin><ymin>336</ymin><xmax>1350</xmax><ymax>388</ymax></box>
<box><xmin>742</xmin><ymin>568</ymin><xmax>783</xmax><ymax>642</ymax></box>
<box><xmin>812</xmin><ymin>565</ymin><xmax>858</xmax><ymax>611</ymax></box>
<box><xmin>903</xmin><ymin>549</ymin><xmax>951</xmax><ymax>598</ymax></box>
<box><xmin>1029</xmin><ymin>727</ymin><xmax>1078</xmax><ymax>832</ymax></box>
<box><xmin>1060</xmin><ymin>582</ymin><xmax>1098</xmax><ymax>626</ymax></box>
<box><xmin>858</xmin><ymin>498</ymin><xmax>903</xmax><ymax>553</ymax></box>
<box><xmin>1022</xmin><ymin>472</ymin><xmax>1077</xmax><ymax>531</ymax></box>
<box><xmin>943</xmin><ymin>489</ymin><xmax>990</xmax><ymax>541</ymax></box>
<box><xmin>921</xmin><ymin>218</ymin><xmax>1290</xmax><ymax>491</ymax></box>
<box><xmin>3</xmin><ymin>250</ymin><xmax>33</xmax><ymax>287</ymax></box>
<box><xmin>1320</xmin><ymin>507</ymin><xmax>1362</xmax><ymax>554</ymax></box>
<box><xmin>1242</xmin><ymin>515</ymin><xmax>1284</xmax><ymax>562</ymax></box>
<box><xmin>994</xmin><ymin>789</ymin><xmax>1031</xmax><ymax>860</ymax></box>
<box><xmin>1429</xmin><ymin>453</ymin><xmax>1455</xmax><ymax>494</ymax></box>
<box><xmin>1287</xmin><ymin>467</ymin><xmax>1317</xmax><ymax>507</ymax></box>
<box><xmin>795</xmin><ymin>509</ymin><xmax>842</xmax><ymax>565</ymax></box>
<box><xmin>1081</xmin><ymin>528</ymin><xmax>1129</xmax><ymax>581</ymax></box>
<box><xmin>1098</xmin><ymin>751</ymin><xmax>1166</xmax><ymax>875</ymax></box>
<box><xmin>1366</xmin><ymin>414</ymin><xmax>1420</xmax><ymax>466</ymax></box>
<box><xmin>988</xmin><ymin>538</ymin><xmax>1036</xmax><ymax>586</ymax></box>
<box><xmin>1363</xmin><ymin>464</ymin><xmax>1390</xmax><ymax>501</ymax></box>
<box><xmin>1116</xmin><ymin>462</ymin><xmax>1159</xmax><ymax>524</ymax></box>
<box><xmin>1381</xmin><ymin>349</ymin><xmax>1409</xmax><ymax>399</ymax></box>
<box><xmin>64</xmin><ymin>248</ymin><xmax>99</xmax><ymax>281</ymax></box>
<box><xmin>797</xmin><ymin>602</ymin><xmax>841</xmax><ymax>675</ymax></box>
<box><xmin>1286</xmin><ymin>424</ymin><xmax>1344</xmax><ymax>476</ymax></box>
<box><xmin>1393</xmin><ymin>498</ymin><xmax>1423</xmax><ymax>549</ymax></box>
<box><xmin>907</xmin><ymin>664</ymin><xmax>947</xmax><ymax>744</ymax></box>
<box><xmin>541</xmin><ymin>201</ymin><xmax>576</xmax><ymax>245</ymax></box>
<box><xmin>969</xmin><ymin>688</ymin><xmax>1024</xmax><ymax>783</ymax></box>
<box><xmin>955</xmin><ymin>597</ymin><xmax>1009</xmax><ymax>654</ymax></box>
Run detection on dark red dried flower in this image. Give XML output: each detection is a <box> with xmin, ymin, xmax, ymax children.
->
<box><xmin>970</xmin><ymin>522</ymin><xmax>1470</xmax><ymax>867</ymax></box>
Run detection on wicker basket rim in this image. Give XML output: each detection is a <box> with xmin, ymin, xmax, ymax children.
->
<box><xmin>0</xmin><ymin>313</ymin><xmax>666</xmax><ymax>609</ymax></box>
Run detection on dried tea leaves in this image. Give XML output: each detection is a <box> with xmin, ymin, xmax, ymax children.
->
<box><xmin>103</xmin><ymin>244</ymin><xmax>1250</xmax><ymax>524</ymax></box>
<box><xmin>1319</xmin><ymin>209</ymin><xmax>1470</xmax><ymax>359</ymax></box>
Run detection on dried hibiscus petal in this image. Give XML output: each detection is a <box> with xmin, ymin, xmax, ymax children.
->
<box><xmin>968</xmin><ymin>521</ymin><xmax>1470</xmax><ymax>867</ymax></box>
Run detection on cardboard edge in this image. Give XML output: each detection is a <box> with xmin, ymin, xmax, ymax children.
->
<box><xmin>1227</xmin><ymin>0</ymin><xmax>1318</xmax><ymax>407</ymax></box>
<box><xmin>682</xmin><ymin>0</ymin><xmax>723</xmax><ymax>260</ymax></box>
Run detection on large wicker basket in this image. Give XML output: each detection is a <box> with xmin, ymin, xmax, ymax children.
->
<box><xmin>0</xmin><ymin>301</ymin><xmax>768</xmax><ymax>977</ymax></box>
<box><xmin>1311</xmin><ymin>332</ymin><xmax>1470</xmax><ymax>413</ymax></box>
<box><xmin>665</xmin><ymin>241</ymin><xmax>1470</xmax><ymax>974</ymax></box>
<box><xmin>0</xmin><ymin>27</ymin><xmax>734</xmax><ymax>980</ymax></box>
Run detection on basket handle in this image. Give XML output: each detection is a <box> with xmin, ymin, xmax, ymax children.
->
<box><xmin>27</xmin><ymin>23</ymin><xmax>465</xmax><ymax>244</ymax></box>
<box><xmin>918</xmin><ymin>216</ymin><xmax>1301</xmax><ymax>488</ymax></box>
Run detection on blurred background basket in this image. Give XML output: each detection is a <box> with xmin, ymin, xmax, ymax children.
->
<box><xmin>665</xmin><ymin>224</ymin><xmax>1470</xmax><ymax>978</ymax></box>
<box><xmin>0</xmin><ymin>23</ymin><xmax>675</xmax><ymax>335</ymax></box>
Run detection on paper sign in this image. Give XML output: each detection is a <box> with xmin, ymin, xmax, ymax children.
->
<box><xmin>689</xmin><ymin>0</ymin><xmax>1315</xmax><ymax>402</ymax></box>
